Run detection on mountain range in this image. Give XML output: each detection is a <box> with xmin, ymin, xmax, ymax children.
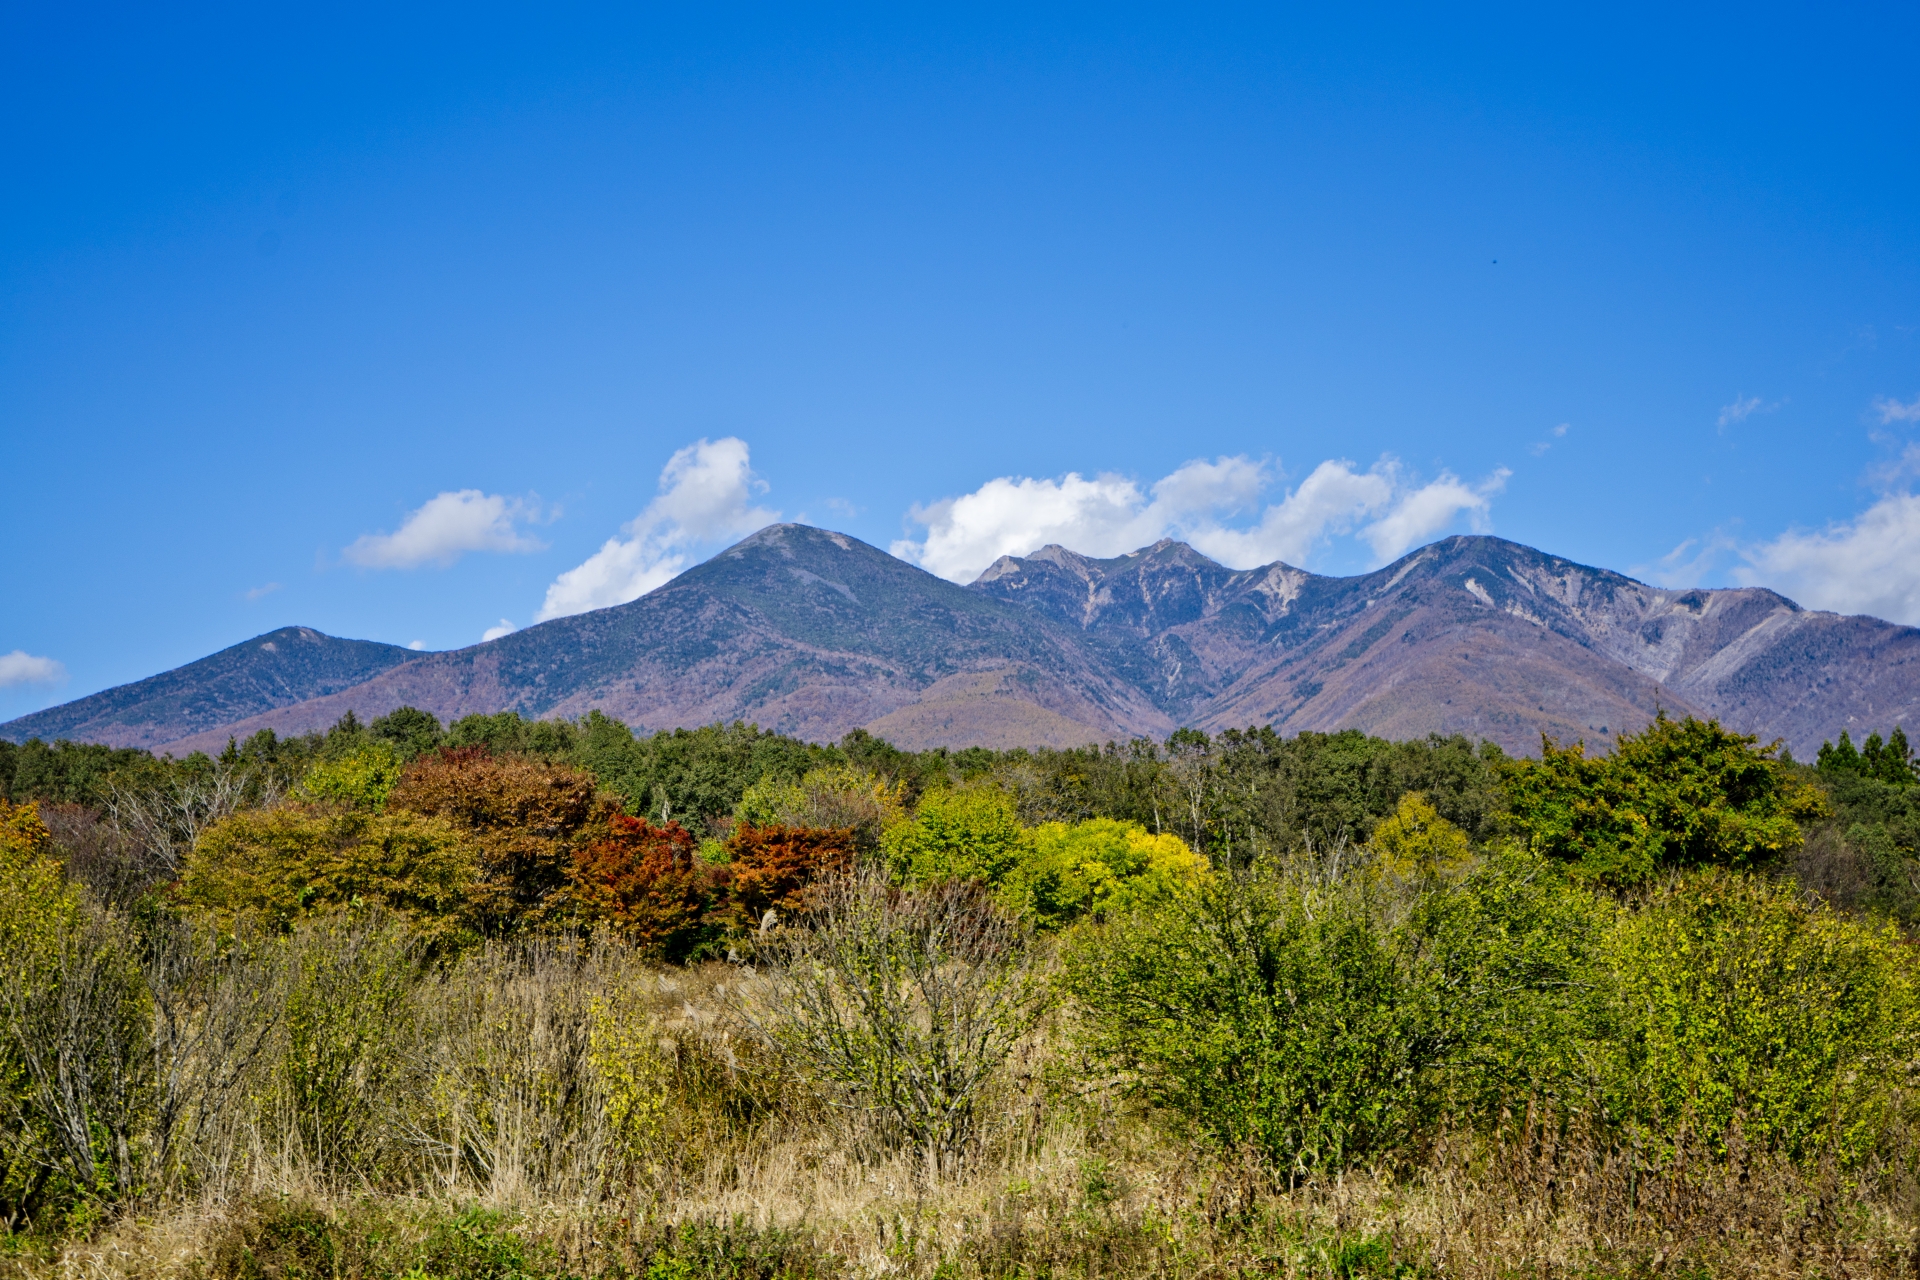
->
<box><xmin>8</xmin><ymin>524</ymin><xmax>1919</xmax><ymax>759</ymax></box>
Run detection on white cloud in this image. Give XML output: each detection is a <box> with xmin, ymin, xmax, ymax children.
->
<box><xmin>535</xmin><ymin>437</ymin><xmax>779</xmax><ymax>621</ymax></box>
<box><xmin>1718</xmin><ymin>396</ymin><xmax>1763</xmax><ymax>427</ymax></box>
<box><xmin>893</xmin><ymin>454</ymin><xmax>1512</xmax><ymax>582</ymax></box>
<box><xmin>1361</xmin><ymin>467</ymin><xmax>1510</xmax><ymax>562</ymax></box>
<box><xmin>0</xmin><ymin>651</ymin><xmax>66</xmax><ymax>688</ymax></box>
<box><xmin>244</xmin><ymin>582</ymin><xmax>282</xmax><ymax>600</ymax></box>
<box><xmin>1874</xmin><ymin>394</ymin><xmax>1920</xmax><ymax>424</ymax></box>
<box><xmin>345</xmin><ymin>490</ymin><xmax>545</xmax><ymax>569</ymax></box>
<box><xmin>1527</xmin><ymin>424</ymin><xmax>1570</xmax><ymax>458</ymax></box>
<box><xmin>481</xmin><ymin>619</ymin><xmax>518</xmax><ymax>641</ymax></box>
<box><xmin>1185</xmin><ymin>459</ymin><xmax>1394</xmax><ymax>567</ymax></box>
<box><xmin>1639</xmin><ymin>531</ymin><xmax>1739</xmax><ymax>588</ymax></box>
<box><xmin>1738</xmin><ymin>491</ymin><xmax>1920</xmax><ymax>625</ymax></box>
<box><xmin>890</xmin><ymin>473</ymin><xmax>1161</xmax><ymax>580</ymax></box>
<box><xmin>408</xmin><ymin>639</ymin><xmax>428</xmax><ymax>651</ymax></box>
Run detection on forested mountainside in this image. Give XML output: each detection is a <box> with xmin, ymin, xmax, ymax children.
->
<box><xmin>9</xmin><ymin>525</ymin><xmax>1920</xmax><ymax>758</ymax></box>
<box><xmin>0</xmin><ymin>626</ymin><xmax>421</xmax><ymax>750</ymax></box>
<box><xmin>114</xmin><ymin>525</ymin><xmax>1172</xmax><ymax>757</ymax></box>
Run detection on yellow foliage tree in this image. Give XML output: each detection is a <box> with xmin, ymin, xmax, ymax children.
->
<box><xmin>297</xmin><ymin>741</ymin><xmax>404</xmax><ymax>812</ymax></box>
<box><xmin>182</xmin><ymin>805</ymin><xmax>479</xmax><ymax>945</ymax></box>
<box><xmin>1369</xmin><ymin>792</ymin><xmax>1473</xmax><ymax>887</ymax></box>
<box><xmin>1005</xmin><ymin>818</ymin><xmax>1210</xmax><ymax>928</ymax></box>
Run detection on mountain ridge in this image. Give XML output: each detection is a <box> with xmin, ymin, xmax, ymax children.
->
<box><xmin>8</xmin><ymin>525</ymin><xmax>1919</xmax><ymax>759</ymax></box>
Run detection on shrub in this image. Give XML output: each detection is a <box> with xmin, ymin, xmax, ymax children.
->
<box><xmin>1067</xmin><ymin>864</ymin><xmax>1435</xmax><ymax>1177</ymax></box>
<box><xmin>389</xmin><ymin>747</ymin><xmax>609</xmax><ymax>931</ymax></box>
<box><xmin>745</xmin><ymin>868</ymin><xmax>1049</xmax><ymax>1173</ymax></box>
<box><xmin>182</xmin><ymin>805</ymin><xmax>478</xmax><ymax>944</ymax></box>
<box><xmin>407</xmin><ymin>937</ymin><xmax>649</xmax><ymax>1196</ymax></box>
<box><xmin>881</xmin><ymin>787</ymin><xmax>1026</xmax><ymax>885</ymax></box>
<box><xmin>569</xmin><ymin>814</ymin><xmax>719</xmax><ymax>961</ymax></box>
<box><xmin>0</xmin><ymin>800</ymin><xmax>152</xmax><ymax>1217</ymax></box>
<box><xmin>264</xmin><ymin>912</ymin><xmax>423</xmax><ymax>1181</ymax></box>
<box><xmin>1601</xmin><ymin>869</ymin><xmax>1919</xmax><ymax>1168</ymax></box>
<box><xmin>1404</xmin><ymin>847</ymin><xmax>1613</xmax><ymax>1121</ymax></box>
<box><xmin>1000</xmin><ymin>817</ymin><xmax>1209</xmax><ymax>929</ymax></box>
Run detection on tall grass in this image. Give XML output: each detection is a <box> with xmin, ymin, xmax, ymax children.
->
<box><xmin>3</xmin><ymin>859</ymin><xmax>1918</xmax><ymax>1276</ymax></box>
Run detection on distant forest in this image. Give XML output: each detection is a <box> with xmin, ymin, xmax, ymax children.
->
<box><xmin>6</xmin><ymin>708</ymin><xmax>1918</xmax><ymax>925</ymax></box>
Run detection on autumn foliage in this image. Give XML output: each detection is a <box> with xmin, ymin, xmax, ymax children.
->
<box><xmin>567</xmin><ymin>818</ymin><xmax>854</xmax><ymax>959</ymax></box>
<box><xmin>388</xmin><ymin>746</ymin><xmax>609</xmax><ymax>929</ymax></box>
<box><xmin>717</xmin><ymin>822</ymin><xmax>855</xmax><ymax>932</ymax></box>
<box><xmin>569</xmin><ymin>814</ymin><xmax>716</xmax><ymax>959</ymax></box>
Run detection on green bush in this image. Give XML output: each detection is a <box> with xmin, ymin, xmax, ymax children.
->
<box><xmin>1404</xmin><ymin>847</ymin><xmax>1612</xmax><ymax>1120</ymax></box>
<box><xmin>881</xmin><ymin>787</ymin><xmax>1026</xmax><ymax>885</ymax></box>
<box><xmin>1067</xmin><ymin>864</ymin><xmax>1436</xmax><ymax>1176</ymax></box>
<box><xmin>1599</xmin><ymin>870</ymin><xmax>1919</xmax><ymax>1168</ymax></box>
<box><xmin>1502</xmin><ymin>713</ymin><xmax>1826</xmax><ymax>885</ymax></box>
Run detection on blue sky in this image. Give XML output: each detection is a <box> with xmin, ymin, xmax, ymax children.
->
<box><xmin>6</xmin><ymin>3</ymin><xmax>1920</xmax><ymax>719</ymax></box>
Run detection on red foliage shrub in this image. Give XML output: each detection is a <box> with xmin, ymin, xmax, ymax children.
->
<box><xmin>718</xmin><ymin>823</ymin><xmax>856</xmax><ymax>932</ymax></box>
<box><xmin>570</xmin><ymin>813</ymin><xmax>720</xmax><ymax>960</ymax></box>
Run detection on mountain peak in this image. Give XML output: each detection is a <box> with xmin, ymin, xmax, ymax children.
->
<box><xmin>0</xmin><ymin>627</ymin><xmax>421</xmax><ymax>751</ymax></box>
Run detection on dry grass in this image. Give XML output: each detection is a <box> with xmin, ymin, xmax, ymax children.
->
<box><xmin>7</xmin><ymin>951</ymin><xmax>1918</xmax><ymax>1280</ymax></box>
<box><xmin>22</xmin><ymin>1124</ymin><xmax>1918</xmax><ymax>1280</ymax></box>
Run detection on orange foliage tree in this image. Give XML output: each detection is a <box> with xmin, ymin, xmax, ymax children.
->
<box><xmin>0</xmin><ymin>797</ymin><xmax>54</xmax><ymax>862</ymax></box>
<box><xmin>569</xmin><ymin>813</ymin><xmax>720</xmax><ymax>960</ymax></box>
<box><xmin>718</xmin><ymin>823</ymin><xmax>855</xmax><ymax>933</ymax></box>
<box><xmin>388</xmin><ymin>746</ymin><xmax>609</xmax><ymax>931</ymax></box>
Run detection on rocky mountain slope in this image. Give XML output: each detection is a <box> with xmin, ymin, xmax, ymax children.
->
<box><xmin>973</xmin><ymin>534</ymin><xmax>1920</xmax><ymax>755</ymax></box>
<box><xmin>10</xmin><ymin>526</ymin><xmax>1919</xmax><ymax>758</ymax></box>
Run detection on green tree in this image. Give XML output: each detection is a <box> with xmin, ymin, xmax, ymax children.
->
<box><xmin>369</xmin><ymin>706</ymin><xmax>443</xmax><ymax>760</ymax></box>
<box><xmin>1819</xmin><ymin>726</ymin><xmax>1917</xmax><ymax>786</ymax></box>
<box><xmin>881</xmin><ymin>787</ymin><xmax>1026</xmax><ymax>885</ymax></box>
<box><xmin>1503</xmin><ymin>713</ymin><xmax>1825</xmax><ymax>885</ymax></box>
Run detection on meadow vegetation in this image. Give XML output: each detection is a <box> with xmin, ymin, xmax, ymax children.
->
<box><xmin>1</xmin><ymin>708</ymin><xmax>1917</xmax><ymax>1278</ymax></box>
